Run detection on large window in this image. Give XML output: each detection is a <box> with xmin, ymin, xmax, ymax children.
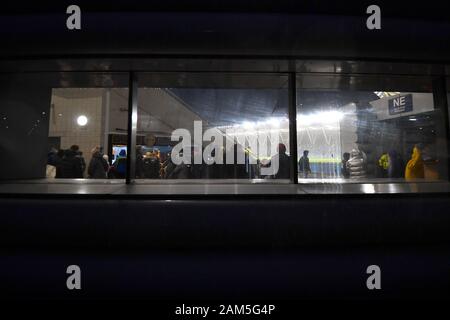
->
<box><xmin>135</xmin><ymin>73</ymin><xmax>291</xmax><ymax>181</ymax></box>
<box><xmin>296</xmin><ymin>75</ymin><xmax>449</xmax><ymax>183</ymax></box>
<box><xmin>1</xmin><ymin>66</ymin><xmax>449</xmax><ymax>192</ymax></box>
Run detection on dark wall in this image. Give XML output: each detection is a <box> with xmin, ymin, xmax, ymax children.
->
<box><xmin>1</xmin><ymin>195</ymin><xmax>449</xmax><ymax>250</ymax></box>
<box><xmin>1</xmin><ymin>193</ymin><xmax>450</xmax><ymax>300</ymax></box>
<box><xmin>0</xmin><ymin>74</ymin><xmax>52</xmax><ymax>180</ymax></box>
<box><xmin>0</xmin><ymin>12</ymin><xmax>449</xmax><ymax>62</ymax></box>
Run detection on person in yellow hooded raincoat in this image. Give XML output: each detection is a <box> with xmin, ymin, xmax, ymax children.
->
<box><xmin>405</xmin><ymin>145</ymin><xmax>424</xmax><ymax>180</ymax></box>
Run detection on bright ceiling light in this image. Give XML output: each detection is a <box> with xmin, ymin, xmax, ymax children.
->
<box><xmin>77</xmin><ymin>115</ymin><xmax>88</xmax><ymax>126</ymax></box>
<box><xmin>323</xmin><ymin>110</ymin><xmax>344</xmax><ymax>123</ymax></box>
<box><xmin>242</xmin><ymin>121</ymin><xmax>255</xmax><ymax>129</ymax></box>
<box><xmin>267</xmin><ymin>117</ymin><xmax>281</xmax><ymax>127</ymax></box>
<box><xmin>297</xmin><ymin>111</ymin><xmax>344</xmax><ymax>125</ymax></box>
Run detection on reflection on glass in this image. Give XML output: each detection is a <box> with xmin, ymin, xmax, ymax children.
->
<box><xmin>297</xmin><ymin>79</ymin><xmax>448</xmax><ymax>183</ymax></box>
<box><xmin>0</xmin><ymin>73</ymin><xmax>129</xmax><ymax>181</ymax></box>
<box><xmin>135</xmin><ymin>73</ymin><xmax>290</xmax><ymax>180</ymax></box>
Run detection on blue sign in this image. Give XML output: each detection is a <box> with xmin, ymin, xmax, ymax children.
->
<box><xmin>388</xmin><ymin>94</ymin><xmax>413</xmax><ymax>115</ymax></box>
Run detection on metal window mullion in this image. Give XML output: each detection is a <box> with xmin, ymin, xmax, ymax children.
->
<box><xmin>432</xmin><ymin>76</ymin><xmax>450</xmax><ymax>181</ymax></box>
<box><xmin>126</xmin><ymin>72</ymin><xmax>138</xmax><ymax>184</ymax></box>
<box><xmin>288</xmin><ymin>72</ymin><xmax>298</xmax><ymax>184</ymax></box>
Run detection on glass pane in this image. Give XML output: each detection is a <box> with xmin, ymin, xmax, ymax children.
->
<box><xmin>136</xmin><ymin>73</ymin><xmax>290</xmax><ymax>181</ymax></box>
<box><xmin>0</xmin><ymin>72</ymin><xmax>129</xmax><ymax>181</ymax></box>
<box><xmin>296</xmin><ymin>75</ymin><xmax>448</xmax><ymax>183</ymax></box>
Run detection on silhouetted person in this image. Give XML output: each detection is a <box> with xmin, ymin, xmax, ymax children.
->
<box><xmin>60</xmin><ymin>148</ymin><xmax>83</xmax><ymax>178</ymax></box>
<box><xmin>163</xmin><ymin>154</ymin><xmax>175</xmax><ymax>179</ymax></box>
<box><xmin>166</xmin><ymin>150</ymin><xmax>192</xmax><ymax>179</ymax></box>
<box><xmin>113</xmin><ymin>149</ymin><xmax>127</xmax><ymax>178</ymax></box>
<box><xmin>70</xmin><ymin>145</ymin><xmax>86</xmax><ymax>176</ymax></box>
<box><xmin>387</xmin><ymin>149</ymin><xmax>404</xmax><ymax>178</ymax></box>
<box><xmin>88</xmin><ymin>146</ymin><xmax>109</xmax><ymax>179</ymax></box>
<box><xmin>341</xmin><ymin>152</ymin><xmax>351</xmax><ymax>178</ymax></box>
<box><xmin>273</xmin><ymin>143</ymin><xmax>290</xmax><ymax>179</ymax></box>
<box><xmin>135</xmin><ymin>146</ymin><xmax>144</xmax><ymax>178</ymax></box>
<box><xmin>143</xmin><ymin>152</ymin><xmax>161</xmax><ymax>179</ymax></box>
<box><xmin>298</xmin><ymin>150</ymin><xmax>311</xmax><ymax>178</ymax></box>
<box><xmin>165</xmin><ymin>150</ymin><xmax>192</xmax><ymax>179</ymax></box>
<box><xmin>53</xmin><ymin>149</ymin><xmax>64</xmax><ymax>178</ymax></box>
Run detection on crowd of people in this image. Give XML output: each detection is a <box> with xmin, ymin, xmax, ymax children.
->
<box><xmin>135</xmin><ymin>144</ymin><xmax>292</xmax><ymax>180</ymax></box>
<box><xmin>340</xmin><ymin>143</ymin><xmax>428</xmax><ymax>180</ymax></box>
<box><xmin>47</xmin><ymin>143</ymin><xmax>430</xmax><ymax>181</ymax></box>
<box><xmin>47</xmin><ymin>145</ymin><xmax>114</xmax><ymax>179</ymax></box>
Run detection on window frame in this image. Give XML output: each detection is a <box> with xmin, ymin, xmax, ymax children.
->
<box><xmin>0</xmin><ymin>59</ymin><xmax>449</xmax><ymax>193</ymax></box>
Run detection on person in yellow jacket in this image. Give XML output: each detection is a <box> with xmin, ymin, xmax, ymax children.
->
<box><xmin>378</xmin><ymin>153</ymin><xmax>389</xmax><ymax>170</ymax></box>
<box><xmin>378</xmin><ymin>153</ymin><xmax>389</xmax><ymax>178</ymax></box>
<box><xmin>405</xmin><ymin>145</ymin><xmax>424</xmax><ymax>180</ymax></box>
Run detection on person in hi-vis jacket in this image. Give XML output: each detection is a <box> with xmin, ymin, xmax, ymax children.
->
<box><xmin>405</xmin><ymin>144</ymin><xmax>424</xmax><ymax>180</ymax></box>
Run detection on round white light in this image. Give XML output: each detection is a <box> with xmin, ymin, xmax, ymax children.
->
<box><xmin>77</xmin><ymin>115</ymin><xmax>88</xmax><ymax>126</ymax></box>
<box><xmin>242</xmin><ymin>121</ymin><xmax>255</xmax><ymax>129</ymax></box>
